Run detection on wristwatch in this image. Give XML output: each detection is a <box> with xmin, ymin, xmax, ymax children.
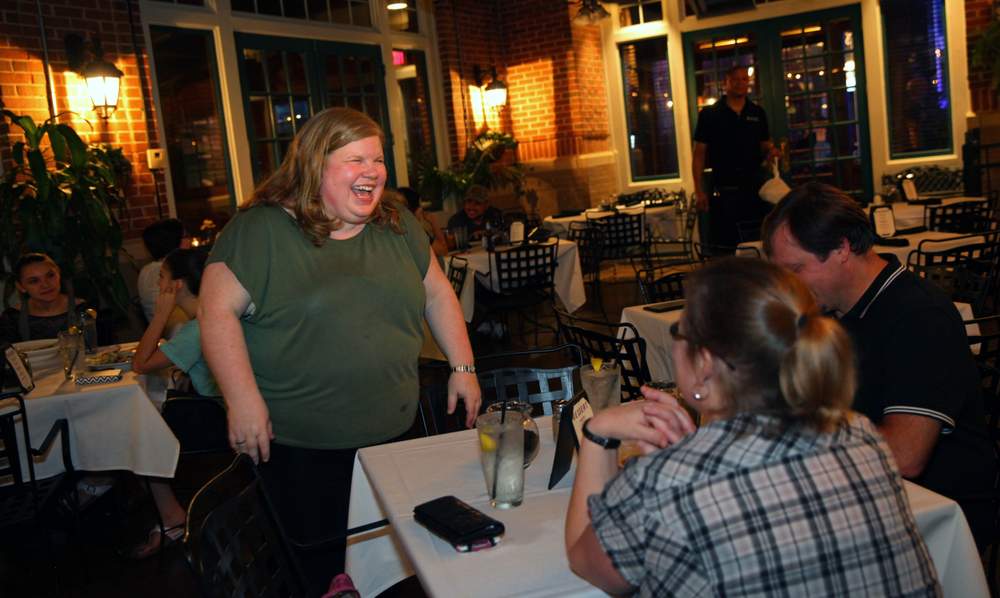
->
<box><xmin>451</xmin><ymin>364</ymin><xmax>476</xmax><ymax>374</ymax></box>
<box><xmin>582</xmin><ymin>419</ymin><xmax>621</xmax><ymax>450</ymax></box>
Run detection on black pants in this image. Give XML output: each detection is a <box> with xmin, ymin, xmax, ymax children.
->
<box><xmin>708</xmin><ymin>186</ymin><xmax>773</xmax><ymax>249</ymax></box>
<box><xmin>259</xmin><ymin>443</ymin><xmax>357</xmax><ymax>597</ymax></box>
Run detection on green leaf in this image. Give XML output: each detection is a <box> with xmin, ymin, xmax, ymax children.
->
<box><xmin>56</xmin><ymin>124</ymin><xmax>89</xmax><ymax>172</ymax></box>
<box><xmin>47</xmin><ymin>125</ymin><xmax>68</xmax><ymax>164</ymax></box>
<box><xmin>27</xmin><ymin>149</ymin><xmax>50</xmax><ymax>201</ymax></box>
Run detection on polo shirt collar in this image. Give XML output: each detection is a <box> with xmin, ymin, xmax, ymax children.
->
<box><xmin>842</xmin><ymin>254</ymin><xmax>906</xmax><ymax>321</ymax></box>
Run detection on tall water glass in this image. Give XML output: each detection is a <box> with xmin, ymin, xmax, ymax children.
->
<box><xmin>57</xmin><ymin>329</ymin><xmax>83</xmax><ymax>380</ymax></box>
<box><xmin>476</xmin><ymin>411</ymin><xmax>525</xmax><ymax>509</ymax></box>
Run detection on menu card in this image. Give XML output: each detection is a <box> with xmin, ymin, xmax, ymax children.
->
<box><xmin>549</xmin><ymin>393</ymin><xmax>592</xmax><ymax>490</ymax></box>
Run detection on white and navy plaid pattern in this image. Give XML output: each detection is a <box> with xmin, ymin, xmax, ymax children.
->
<box><xmin>589</xmin><ymin>413</ymin><xmax>941</xmax><ymax>597</ymax></box>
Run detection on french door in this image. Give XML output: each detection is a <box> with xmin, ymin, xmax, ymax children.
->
<box><xmin>683</xmin><ymin>5</ymin><xmax>872</xmax><ymax>200</ymax></box>
<box><xmin>235</xmin><ymin>33</ymin><xmax>395</xmax><ymax>184</ymax></box>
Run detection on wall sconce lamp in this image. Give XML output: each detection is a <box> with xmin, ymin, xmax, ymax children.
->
<box><xmin>387</xmin><ymin>1</ymin><xmax>408</xmax><ymax>9</ymax></box>
<box><xmin>474</xmin><ymin>65</ymin><xmax>508</xmax><ymax>109</ymax></box>
<box><xmin>572</xmin><ymin>0</ymin><xmax>610</xmax><ymax>26</ymax></box>
<box><xmin>65</xmin><ymin>33</ymin><xmax>124</xmax><ymax>119</ymax></box>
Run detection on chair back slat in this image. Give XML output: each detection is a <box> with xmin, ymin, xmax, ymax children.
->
<box><xmin>567</xmin><ymin>222</ymin><xmax>602</xmax><ymax>280</ymax></box>
<box><xmin>490</xmin><ymin>241</ymin><xmax>557</xmax><ymax>294</ymax></box>
<box><xmin>637</xmin><ymin>268</ymin><xmax>687</xmax><ymax>304</ymax></box>
<box><xmin>447</xmin><ymin>255</ymin><xmax>468</xmax><ymax>297</ymax></box>
<box><xmin>926</xmin><ymin>201</ymin><xmax>993</xmax><ymax>234</ymax></box>
<box><xmin>185</xmin><ymin>454</ymin><xmax>309</xmax><ymax>598</ymax></box>
<box><xmin>554</xmin><ymin>310</ymin><xmax>651</xmax><ymax>402</ymax></box>
<box><xmin>588</xmin><ymin>212</ymin><xmax>645</xmax><ymax>259</ymax></box>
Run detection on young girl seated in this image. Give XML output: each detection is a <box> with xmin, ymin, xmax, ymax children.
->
<box><xmin>0</xmin><ymin>253</ymin><xmax>89</xmax><ymax>343</ymax></box>
<box><xmin>129</xmin><ymin>247</ymin><xmax>221</xmax><ymax>558</ymax></box>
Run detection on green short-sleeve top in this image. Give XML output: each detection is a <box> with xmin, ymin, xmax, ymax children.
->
<box><xmin>208</xmin><ymin>204</ymin><xmax>431</xmax><ymax>449</ymax></box>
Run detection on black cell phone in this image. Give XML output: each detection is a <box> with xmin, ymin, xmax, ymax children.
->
<box><xmin>643</xmin><ymin>300</ymin><xmax>685</xmax><ymax>313</ymax></box>
<box><xmin>413</xmin><ymin>495</ymin><xmax>505</xmax><ymax>552</ymax></box>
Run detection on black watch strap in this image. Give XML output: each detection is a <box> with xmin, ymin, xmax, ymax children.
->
<box><xmin>582</xmin><ymin>419</ymin><xmax>621</xmax><ymax>449</ymax></box>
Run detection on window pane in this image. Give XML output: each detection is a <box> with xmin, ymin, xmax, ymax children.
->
<box><xmin>882</xmin><ymin>0</ymin><xmax>950</xmax><ymax>156</ymax></box>
<box><xmin>394</xmin><ymin>49</ymin><xmax>437</xmax><ymax>177</ymax></box>
<box><xmin>150</xmin><ymin>26</ymin><xmax>235</xmax><ymax>238</ymax></box>
<box><xmin>618</xmin><ymin>37</ymin><xmax>679</xmax><ymax>180</ymax></box>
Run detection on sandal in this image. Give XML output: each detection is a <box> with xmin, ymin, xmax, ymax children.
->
<box><xmin>127</xmin><ymin>522</ymin><xmax>185</xmax><ymax>560</ymax></box>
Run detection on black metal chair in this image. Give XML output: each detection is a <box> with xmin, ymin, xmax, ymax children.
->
<box><xmin>567</xmin><ymin>221</ymin><xmax>605</xmax><ymax>318</ymax></box>
<box><xmin>586</xmin><ymin>210</ymin><xmax>647</xmax><ymax>262</ymax></box>
<box><xmin>646</xmin><ymin>207</ymin><xmax>697</xmax><ymax>268</ymax></box>
<box><xmin>475</xmin><ymin>240</ymin><xmax>559</xmax><ymax>345</ymax></box>
<box><xmin>475</xmin><ymin>344</ymin><xmax>583</xmax><ymax>416</ymax></box>
<box><xmin>184</xmin><ymin>453</ymin><xmax>310</xmax><ymax>598</ymax></box>
<box><xmin>0</xmin><ymin>392</ymin><xmax>76</xmax><ymax>588</ymax></box>
<box><xmin>447</xmin><ymin>255</ymin><xmax>469</xmax><ymax>297</ymax></box>
<box><xmin>925</xmin><ymin>200</ymin><xmax>994</xmax><ymax>234</ymax></box>
<box><xmin>553</xmin><ymin>309</ymin><xmax>651</xmax><ymax>402</ymax></box>
<box><xmin>907</xmin><ymin>233</ymin><xmax>1000</xmax><ymax>316</ymax></box>
<box><xmin>636</xmin><ymin>267</ymin><xmax>688</xmax><ymax>304</ymax></box>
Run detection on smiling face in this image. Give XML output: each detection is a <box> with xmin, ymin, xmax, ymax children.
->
<box><xmin>725</xmin><ymin>67</ymin><xmax>750</xmax><ymax>99</ymax></box>
<box><xmin>319</xmin><ymin>136</ymin><xmax>387</xmax><ymax>238</ymax></box>
<box><xmin>768</xmin><ymin>222</ymin><xmax>846</xmax><ymax>312</ymax></box>
<box><xmin>16</xmin><ymin>260</ymin><xmax>61</xmax><ymax>303</ymax></box>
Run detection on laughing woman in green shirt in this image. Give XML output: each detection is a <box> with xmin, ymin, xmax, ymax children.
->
<box><xmin>199</xmin><ymin>107</ymin><xmax>480</xmax><ymax>593</ymax></box>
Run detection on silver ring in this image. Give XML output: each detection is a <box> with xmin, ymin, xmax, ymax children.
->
<box><xmin>235</xmin><ymin>440</ymin><xmax>246</xmax><ymax>445</ymax></box>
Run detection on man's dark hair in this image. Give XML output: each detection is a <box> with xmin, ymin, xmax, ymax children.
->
<box><xmin>726</xmin><ymin>64</ymin><xmax>749</xmax><ymax>78</ymax></box>
<box><xmin>142</xmin><ymin>218</ymin><xmax>185</xmax><ymax>261</ymax></box>
<box><xmin>761</xmin><ymin>182</ymin><xmax>875</xmax><ymax>260</ymax></box>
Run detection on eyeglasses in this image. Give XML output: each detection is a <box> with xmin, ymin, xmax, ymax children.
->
<box><xmin>669</xmin><ymin>321</ymin><xmax>736</xmax><ymax>371</ymax></box>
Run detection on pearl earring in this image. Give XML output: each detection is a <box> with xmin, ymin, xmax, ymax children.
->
<box><xmin>692</xmin><ymin>391</ymin><xmax>705</xmax><ymax>401</ymax></box>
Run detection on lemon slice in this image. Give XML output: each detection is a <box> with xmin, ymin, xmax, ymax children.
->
<box><xmin>479</xmin><ymin>433</ymin><xmax>497</xmax><ymax>452</ymax></box>
<box><xmin>590</xmin><ymin>357</ymin><xmax>604</xmax><ymax>372</ymax></box>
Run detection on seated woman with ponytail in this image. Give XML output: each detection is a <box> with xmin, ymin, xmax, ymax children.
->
<box><xmin>565</xmin><ymin>258</ymin><xmax>941</xmax><ymax>596</ymax></box>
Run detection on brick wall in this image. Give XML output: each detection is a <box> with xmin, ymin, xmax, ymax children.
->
<box><xmin>0</xmin><ymin>0</ymin><xmax>162</xmax><ymax>240</ymax></box>
<box><xmin>433</xmin><ymin>0</ymin><xmax>615</xmax><ymax>210</ymax></box>
<box><xmin>967</xmin><ymin>0</ymin><xmax>998</xmax><ymax>114</ymax></box>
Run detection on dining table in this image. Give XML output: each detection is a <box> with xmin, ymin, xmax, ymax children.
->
<box><xmin>445</xmin><ymin>240</ymin><xmax>586</xmax><ymax>323</ymax></box>
<box><xmin>739</xmin><ymin>229</ymin><xmax>987</xmax><ymax>265</ymax></box>
<box><xmin>621</xmin><ymin>301</ymin><xmax>978</xmax><ymax>383</ymax></box>
<box><xmin>344</xmin><ymin>417</ymin><xmax>988</xmax><ymax>598</ymax></box>
<box><xmin>2</xmin><ymin>347</ymin><xmax>178</xmax><ymax>480</ymax></box>
<box><xmin>865</xmin><ymin>196</ymin><xmax>986</xmax><ymax>231</ymax></box>
<box><xmin>543</xmin><ymin>203</ymin><xmax>684</xmax><ymax>240</ymax></box>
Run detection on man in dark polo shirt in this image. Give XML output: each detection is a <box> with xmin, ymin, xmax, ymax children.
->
<box><xmin>692</xmin><ymin>65</ymin><xmax>779</xmax><ymax>249</ymax></box>
<box><xmin>762</xmin><ymin>182</ymin><xmax>996</xmax><ymax>546</ymax></box>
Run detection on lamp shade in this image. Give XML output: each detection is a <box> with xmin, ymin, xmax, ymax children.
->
<box><xmin>84</xmin><ymin>59</ymin><xmax>124</xmax><ymax>119</ymax></box>
<box><xmin>484</xmin><ymin>78</ymin><xmax>507</xmax><ymax>109</ymax></box>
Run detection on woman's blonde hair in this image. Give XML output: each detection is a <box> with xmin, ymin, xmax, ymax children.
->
<box><xmin>245</xmin><ymin>107</ymin><xmax>401</xmax><ymax>245</ymax></box>
<box><xmin>682</xmin><ymin>258</ymin><xmax>855</xmax><ymax>432</ymax></box>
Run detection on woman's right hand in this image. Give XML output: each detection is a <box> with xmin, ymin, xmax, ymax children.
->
<box><xmin>153</xmin><ymin>281</ymin><xmax>178</xmax><ymax>319</ymax></box>
<box><xmin>228</xmin><ymin>395</ymin><xmax>274</xmax><ymax>464</ymax></box>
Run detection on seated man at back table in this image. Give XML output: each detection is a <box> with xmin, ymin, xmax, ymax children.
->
<box><xmin>762</xmin><ymin>181</ymin><xmax>996</xmax><ymax>546</ymax></box>
<box><xmin>447</xmin><ymin>184</ymin><xmax>502</xmax><ymax>242</ymax></box>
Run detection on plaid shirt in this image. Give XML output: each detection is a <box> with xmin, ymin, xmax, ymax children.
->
<box><xmin>589</xmin><ymin>413</ymin><xmax>941</xmax><ymax>597</ymax></box>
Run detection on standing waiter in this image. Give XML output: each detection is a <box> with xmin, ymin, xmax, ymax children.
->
<box><xmin>692</xmin><ymin>65</ymin><xmax>780</xmax><ymax>249</ymax></box>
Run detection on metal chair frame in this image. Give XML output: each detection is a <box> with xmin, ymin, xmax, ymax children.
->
<box><xmin>636</xmin><ymin>267</ymin><xmax>688</xmax><ymax>304</ymax></box>
<box><xmin>925</xmin><ymin>200</ymin><xmax>993</xmax><ymax>234</ymax></box>
<box><xmin>553</xmin><ymin>309</ymin><xmax>651</xmax><ymax>402</ymax></box>
<box><xmin>475</xmin><ymin>344</ymin><xmax>584</xmax><ymax>416</ymax></box>
<box><xmin>907</xmin><ymin>233</ymin><xmax>1000</xmax><ymax>316</ymax></box>
<box><xmin>447</xmin><ymin>255</ymin><xmax>468</xmax><ymax>297</ymax></box>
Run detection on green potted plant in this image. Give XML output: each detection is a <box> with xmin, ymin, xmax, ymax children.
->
<box><xmin>0</xmin><ymin>110</ymin><xmax>132</xmax><ymax>315</ymax></box>
<box><xmin>414</xmin><ymin>131</ymin><xmax>525</xmax><ymax>211</ymax></box>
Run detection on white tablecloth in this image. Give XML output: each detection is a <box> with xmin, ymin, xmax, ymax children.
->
<box><xmin>622</xmin><ymin>302</ymin><xmax>976</xmax><ymax>383</ymax></box>
<box><xmin>345</xmin><ymin>419</ymin><xmax>987</xmax><ymax>598</ymax></box>
<box><xmin>865</xmin><ymin>197</ymin><xmax>986</xmax><ymax>231</ymax></box>
<box><xmin>740</xmin><ymin>230</ymin><xmax>986</xmax><ymax>265</ymax></box>
<box><xmin>544</xmin><ymin>204</ymin><xmax>682</xmax><ymax>240</ymax></box>
<box><xmin>446</xmin><ymin>240</ymin><xmax>586</xmax><ymax>323</ymax></box>
<box><xmin>5</xmin><ymin>368</ymin><xmax>178</xmax><ymax>480</ymax></box>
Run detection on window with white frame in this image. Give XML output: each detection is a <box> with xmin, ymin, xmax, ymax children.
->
<box><xmin>618</xmin><ymin>37</ymin><xmax>679</xmax><ymax>180</ymax></box>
